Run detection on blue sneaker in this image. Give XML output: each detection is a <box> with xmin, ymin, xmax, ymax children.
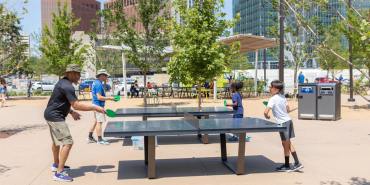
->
<box><xmin>228</xmin><ymin>135</ymin><xmax>238</xmax><ymax>141</ymax></box>
<box><xmin>276</xmin><ymin>164</ymin><xmax>292</xmax><ymax>172</ymax></box>
<box><xmin>246</xmin><ymin>136</ymin><xmax>250</xmax><ymax>142</ymax></box>
<box><xmin>292</xmin><ymin>163</ymin><xmax>304</xmax><ymax>171</ymax></box>
<box><xmin>51</xmin><ymin>164</ymin><xmax>70</xmax><ymax>172</ymax></box>
<box><xmin>54</xmin><ymin>171</ymin><xmax>73</xmax><ymax>182</ymax></box>
<box><xmin>97</xmin><ymin>139</ymin><xmax>110</xmax><ymax>145</ymax></box>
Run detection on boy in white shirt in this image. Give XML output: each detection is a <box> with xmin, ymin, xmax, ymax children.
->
<box><xmin>264</xmin><ymin>80</ymin><xmax>304</xmax><ymax>172</ymax></box>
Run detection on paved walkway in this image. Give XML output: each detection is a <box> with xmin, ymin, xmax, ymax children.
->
<box><xmin>0</xmin><ymin>103</ymin><xmax>370</xmax><ymax>184</ymax></box>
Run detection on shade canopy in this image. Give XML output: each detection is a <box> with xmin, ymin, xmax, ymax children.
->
<box><xmin>217</xmin><ymin>34</ymin><xmax>280</xmax><ymax>54</ymax></box>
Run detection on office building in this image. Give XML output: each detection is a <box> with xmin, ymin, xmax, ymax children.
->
<box><xmin>41</xmin><ymin>0</ymin><xmax>100</xmax><ymax>34</ymax></box>
<box><xmin>20</xmin><ymin>34</ymin><xmax>30</xmax><ymax>58</ymax></box>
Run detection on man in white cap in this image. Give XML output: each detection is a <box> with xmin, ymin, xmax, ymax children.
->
<box><xmin>87</xmin><ymin>69</ymin><xmax>116</xmax><ymax>145</ymax></box>
<box><xmin>44</xmin><ymin>64</ymin><xmax>106</xmax><ymax>182</ymax></box>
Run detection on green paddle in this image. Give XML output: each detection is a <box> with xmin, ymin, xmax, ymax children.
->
<box><xmin>113</xmin><ymin>95</ymin><xmax>120</xmax><ymax>102</ymax></box>
<box><xmin>106</xmin><ymin>109</ymin><xmax>116</xmax><ymax>118</ymax></box>
<box><xmin>224</xmin><ymin>100</ymin><xmax>227</xmax><ymax>106</ymax></box>
<box><xmin>263</xmin><ymin>101</ymin><xmax>268</xmax><ymax>106</ymax></box>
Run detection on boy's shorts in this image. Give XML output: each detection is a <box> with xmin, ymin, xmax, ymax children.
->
<box><xmin>46</xmin><ymin>120</ymin><xmax>73</xmax><ymax>146</ymax></box>
<box><xmin>93</xmin><ymin>104</ymin><xmax>106</xmax><ymax>123</ymax></box>
<box><xmin>279</xmin><ymin>120</ymin><xmax>295</xmax><ymax>141</ymax></box>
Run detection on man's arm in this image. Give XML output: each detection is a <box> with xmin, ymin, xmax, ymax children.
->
<box><xmin>70</xmin><ymin>101</ymin><xmax>107</xmax><ymax>114</ymax></box>
<box><xmin>97</xmin><ymin>93</ymin><xmax>114</xmax><ymax>101</ymax></box>
<box><xmin>286</xmin><ymin>105</ymin><xmax>290</xmax><ymax>113</ymax></box>
<box><xmin>225</xmin><ymin>102</ymin><xmax>237</xmax><ymax>106</ymax></box>
<box><xmin>264</xmin><ymin>107</ymin><xmax>271</xmax><ymax>119</ymax></box>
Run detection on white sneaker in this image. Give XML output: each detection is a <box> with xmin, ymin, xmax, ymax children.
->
<box><xmin>86</xmin><ymin>137</ymin><xmax>96</xmax><ymax>143</ymax></box>
<box><xmin>97</xmin><ymin>139</ymin><xmax>110</xmax><ymax>145</ymax></box>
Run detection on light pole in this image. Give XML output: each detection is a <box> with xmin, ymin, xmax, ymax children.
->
<box><xmin>279</xmin><ymin>0</ymin><xmax>284</xmax><ymax>94</ymax></box>
<box><xmin>262</xmin><ymin>3</ymin><xmax>267</xmax><ymax>86</ymax></box>
<box><xmin>348</xmin><ymin>0</ymin><xmax>355</xmax><ymax>103</ymax></box>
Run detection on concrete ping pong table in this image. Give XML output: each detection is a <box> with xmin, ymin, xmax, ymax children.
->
<box><xmin>113</xmin><ymin>103</ymin><xmax>236</xmax><ymax>144</ymax></box>
<box><xmin>104</xmin><ymin>112</ymin><xmax>287</xmax><ymax>179</ymax></box>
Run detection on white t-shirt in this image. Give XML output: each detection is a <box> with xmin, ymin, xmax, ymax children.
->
<box><xmin>267</xmin><ymin>94</ymin><xmax>291</xmax><ymax>124</ymax></box>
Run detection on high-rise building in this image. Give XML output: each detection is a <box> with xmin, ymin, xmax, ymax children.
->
<box><xmin>20</xmin><ymin>34</ymin><xmax>30</xmax><ymax>58</ymax></box>
<box><xmin>41</xmin><ymin>0</ymin><xmax>101</xmax><ymax>34</ymax></box>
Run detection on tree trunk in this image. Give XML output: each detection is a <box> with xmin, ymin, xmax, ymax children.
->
<box><xmin>198</xmin><ymin>82</ymin><xmax>202</xmax><ymax>108</ymax></box>
<box><xmin>40</xmin><ymin>75</ymin><xmax>43</xmax><ymax>93</ymax></box>
<box><xmin>293</xmin><ymin>63</ymin><xmax>298</xmax><ymax>95</ymax></box>
<box><xmin>368</xmin><ymin>67</ymin><xmax>370</xmax><ymax>87</ymax></box>
<box><xmin>144</xmin><ymin>73</ymin><xmax>147</xmax><ymax>107</ymax></box>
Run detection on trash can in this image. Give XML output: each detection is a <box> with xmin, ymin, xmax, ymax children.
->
<box><xmin>317</xmin><ymin>83</ymin><xmax>341</xmax><ymax>121</ymax></box>
<box><xmin>298</xmin><ymin>83</ymin><xmax>318</xmax><ymax>120</ymax></box>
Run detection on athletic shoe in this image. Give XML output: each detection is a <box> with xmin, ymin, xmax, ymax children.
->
<box><xmin>292</xmin><ymin>163</ymin><xmax>304</xmax><ymax>171</ymax></box>
<box><xmin>246</xmin><ymin>136</ymin><xmax>250</xmax><ymax>142</ymax></box>
<box><xmin>54</xmin><ymin>171</ymin><xmax>73</xmax><ymax>182</ymax></box>
<box><xmin>228</xmin><ymin>135</ymin><xmax>238</xmax><ymax>141</ymax></box>
<box><xmin>276</xmin><ymin>164</ymin><xmax>292</xmax><ymax>172</ymax></box>
<box><xmin>86</xmin><ymin>137</ymin><xmax>96</xmax><ymax>143</ymax></box>
<box><xmin>51</xmin><ymin>164</ymin><xmax>70</xmax><ymax>172</ymax></box>
<box><xmin>97</xmin><ymin>139</ymin><xmax>110</xmax><ymax>145</ymax></box>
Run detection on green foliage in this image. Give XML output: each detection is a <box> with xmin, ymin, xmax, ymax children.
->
<box><xmin>39</xmin><ymin>0</ymin><xmax>89</xmax><ymax>76</ymax></box>
<box><xmin>229</xmin><ymin>55</ymin><xmax>251</xmax><ymax>72</ymax></box>
<box><xmin>168</xmin><ymin>0</ymin><xmax>240</xmax><ymax>91</ymax></box>
<box><xmin>7</xmin><ymin>91</ymin><xmax>17</xmax><ymax>96</ymax></box>
<box><xmin>104</xmin><ymin>0</ymin><xmax>172</xmax><ymax>106</ymax></box>
<box><xmin>0</xmin><ymin>1</ymin><xmax>29</xmax><ymax>76</ymax></box>
<box><xmin>33</xmin><ymin>89</ymin><xmax>42</xmax><ymax>95</ymax></box>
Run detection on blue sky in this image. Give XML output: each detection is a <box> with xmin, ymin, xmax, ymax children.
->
<box><xmin>16</xmin><ymin>0</ymin><xmax>233</xmax><ymax>48</ymax></box>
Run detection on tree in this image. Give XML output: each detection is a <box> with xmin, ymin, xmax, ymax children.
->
<box><xmin>317</xmin><ymin>25</ymin><xmax>349</xmax><ymax>80</ymax></box>
<box><xmin>39</xmin><ymin>0</ymin><xmax>89</xmax><ymax>77</ymax></box>
<box><xmin>0</xmin><ymin>1</ymin><xmax>29</xmax><ymax>76</ymax></box>
<box><xmin>229</xmin><ymin>54</ymin><xmax>251</xmax><ymax>74</ymax></box>
<box><xmin>282</xmin><ymin>0</ymin><xmax>370</xmax><ymax>102</ymax></box>
<box><xmin>105</xmin><ymin>0</ymin><xmax>172</xmax><ymax>106</ymax></box>
<box><xmin>88</xmin><ymin>11</ymin><xmax>122</xmax><ymax>94</ymax></box>
<box><xmin>168</xmin><ymin>0</ymin><xmax>240</xmax><ymax>107</ymax></box>
<box><xmin>267</xmin><ymin>0</ymin><xmax>321</xmax><ymax>92</ymax></box>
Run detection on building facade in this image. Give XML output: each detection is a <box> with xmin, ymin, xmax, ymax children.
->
<box><xmin>41</xmin><ymin>0</ymin><xmax>100</xmax><ymax>34</ymax></box>
<box><xmin>20</xmin><ymin>34</ymin><xmax>30</xmax><ymax>58</ymax></box>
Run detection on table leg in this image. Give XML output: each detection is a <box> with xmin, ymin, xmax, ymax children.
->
<box><xmin>144</xmin><ymin>136</ymin><xmax>148</xmax><ymax>165</ymax></box>
<box><xmin>147</xmin><ymin>136</ymin><xmax>156</xmax><ymax>179</ymax></box>
<box><xmin>143</xmin><ymin>116</ymin><xmax>147</xmax><ymax>121</ymax></box>
<box><xmin>220</xmin><ymin>133</ymin><xmax>245</xmax><ymax>175</ymax></box>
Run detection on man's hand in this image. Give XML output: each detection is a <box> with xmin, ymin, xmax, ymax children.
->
<box><xmin>71</xmin><ymin>111</ymin><xmax>81</xmax><ymax>121</ymax></box>
<box><xmin>264</xmin><ymin>113</ymin><xmax>270</xmax><ymax>119</ymax></box>
<box><xmin>112</xmin><ymin>96</ymin><xmax>117</xmax><ymax>101</ymax></box>
<box><xmin>94</xmin><ymin>106</ymin><xmax>107</xmax><ymax>114</ymax></box>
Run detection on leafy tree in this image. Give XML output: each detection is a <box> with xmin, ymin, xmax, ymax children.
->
<box><xmin>39</xmin><ymin>0</ymin><xmax>89</xmax><ymax>77</ymax></box>
<box><xmin>317</xmin><ymin>25</ymin><xmax>349</xmax><ymax>80</ymax></box>
<box><xmin>267</xmin><ymin>0</ymin><xmax>322</xmax><ymax>91</ymax></box>
<box><xmin>104</xmin><ymin>0</ymin><xmax>172</xmax><ymax>106</ymax></box>
<box><xmin>168</xmin><ymin>0</ymin><xmax>240</xmax><ymax>107</ymax></box>
<box><xmin>88</xmin><ymin>11</ymin><xmax>122</xmax><ymax>93</ymax></box>
<box><xmin>0</xmin><ymin>0</ymin><xmax>29</xmax><ymax>76</ymax></box>
<box><xmin>229</xmin><ymin>54</ymin><xmax>251</xmax><ymax>74</ymax></box>
<box><xmin>282</xmin><ymin>0</ymin><xmax>370</xmax><ymax>102</ymax></box>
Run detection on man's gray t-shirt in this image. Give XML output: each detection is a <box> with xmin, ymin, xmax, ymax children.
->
<box><xmin>27</xmin><ymin>80</ymin><xmax>32</xmax><ymax>89</ymax></box>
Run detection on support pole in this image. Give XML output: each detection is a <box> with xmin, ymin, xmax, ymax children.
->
<box><xmin>214</xmin><ymin>77</ymin><xmax>217</xmax><ymax>102</ymax></box>
<box><xmin>348</xmin><ymin>0</ymin><xmax>356</xmax><ymax>104</ymax></box>
<box><xmin>279</xmin><ymin>0</ymin><xmax>284</xmax><ymax>94</ymax></box>
<box><xmin>122</xmin><ymin>53</ymin><xmax>127</xmax><ymax>99</ymax></box>
<box><xmin>262</xmin><ymin>3</ymin><xmax>267</xmax><ymax>84</ymax></box>
<box><xmin>255</xmin><ymin>50</ymin><xmax>258</xmax><ymax>97</ymax></box>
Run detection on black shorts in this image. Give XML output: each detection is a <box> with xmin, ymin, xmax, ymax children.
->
<box><xmin>279</xmin><ymin>120</ymin><xmax>295</xmax><ymax>141</ymax></box>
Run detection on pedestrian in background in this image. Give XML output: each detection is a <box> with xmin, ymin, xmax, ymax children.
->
<box><xmin>27</xmin><ymin>77</ymin><xmax>33</xmax><ymax>97</ymax></box>
<box><xmin>0</xmin><ymin>78</ymin><xmax>8</xmax><ymax>107</ymax></box>
<box><xmin>297</xmin><ymin>71</ymin><xmax>305</xmax><ymax>84</ymax></box>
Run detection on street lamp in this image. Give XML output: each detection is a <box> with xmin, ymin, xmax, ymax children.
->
<box><xmin>261</xmin><ymin>3</ymin><xmax>267</xmax><ymax>85</ymax></box>
<box><xmin>348</xmin><ymin>0</ymin><xmax>356</xmax><ymax>103</ymax></box>
<box><xmin>279</xmin><ymin>0</ymin><xmax>284</xmax><ymax>94</ymax></box>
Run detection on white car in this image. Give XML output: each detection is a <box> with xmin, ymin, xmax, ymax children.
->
<box><xmin>32</xmin><ymin>82</ymin><xmax>55</xmax><ymax>91</ymax></box>
<box><xmin>117</xmin><ymin>81</ymin><xmax>144</xmax><ymax>91</ymax></box>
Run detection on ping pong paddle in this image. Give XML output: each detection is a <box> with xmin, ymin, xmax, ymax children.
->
<box><xmin>263</xmin><ymin>101</ymin><xmax>268</xmax><ymax>106</ymax></box>
<box><xmin>106</xmin><ymin>109</ymin><xmax>116</xmax><ymax>118</ymax></box>
<box><xmin>113</xmin><ymin>95</ymin><xmax>120</xmax><ymax>102</ymax></box>
<box><xmin>224</xmin><ymin>100</ymin><xmax>226</xmax><ymax>106</ymax></box>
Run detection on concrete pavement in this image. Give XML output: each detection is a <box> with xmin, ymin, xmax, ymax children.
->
<box><xmin>1</xmin><ymin>103</ymin><xmax>370</xmax><ymax>184</ymax></box>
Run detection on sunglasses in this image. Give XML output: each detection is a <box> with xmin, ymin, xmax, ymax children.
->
<box><xmin>269</xmin><ymin>86</ymin><xmax>277</xmax><ymax>90</ymax></box>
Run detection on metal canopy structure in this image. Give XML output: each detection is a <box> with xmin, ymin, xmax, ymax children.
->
<box><xmin>217</xmin><ymin>34</ymin><xmax>280</xmax><ymax>54</ymax></box>
<box><xmin>217</xmin><ymin>34</ymin><xmax>281</xmax><ymax>96</ymax></box>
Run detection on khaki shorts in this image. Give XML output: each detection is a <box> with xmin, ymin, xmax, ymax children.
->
<box><xmin>93</xmin><ymin>105</ymin><xmax>106</xmax><ymax>123</ymax></box>
<box><xmin>46</xmin><ymin>120</ymin><xmax>73</xmax><ymax>146</ymax></box>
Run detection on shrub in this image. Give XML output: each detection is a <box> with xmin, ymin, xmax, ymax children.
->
<box><xmin>33</xmin><ymin>90</ymin><xmax>42</xmax><ymax>95</ymax></box>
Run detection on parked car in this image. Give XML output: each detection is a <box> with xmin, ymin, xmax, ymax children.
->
<box><xmin>314</xmin><ymin>77</ymin><xmax>338</xmax><ymax>83</ymax></box>
<box><xmin>80</xmin><ymin>80</ymin><xmax>111</xmax><ymax>91</ymax></box>
<box><xmin>6</xmin><ymin>81</ymin><xmax>12</xmax><ymax>86</ymax></box>
<box><xmin>342</xmin><ymin>79</ymin><xmax>350</xmax><ymax>85</ymax></box>
<box><xmin>32</xmin><ymin>82</ymin><xmax>55</xmax><ymax>91</ymax></box>
<box><xmin>162</xmin><ymin>82</ymin><xmax>179</xmax><ymax>87</ymax></box>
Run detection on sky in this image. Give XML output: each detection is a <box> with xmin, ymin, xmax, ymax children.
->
<box><xmin>14</xmin><ymin>0</ymin><xmax>233</xmax><ymax>50</ymax></box>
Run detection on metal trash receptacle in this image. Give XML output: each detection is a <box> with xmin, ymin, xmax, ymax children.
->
<box><xmin>298</xmin><ymin>83</ymin><xmax>318</xmax><ymax>120</ymax></box>
<box><xmin>317</xmin><ymin>83</ymin><xmax>341</xmax><ymax>121</ymax></box>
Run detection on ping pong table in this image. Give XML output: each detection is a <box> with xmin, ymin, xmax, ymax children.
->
<box><xmin>114</xmin><ymin>103</ymin><xmax>236</xmax><ymax>144</ymax></box>
<box><xmin>104</xmin><ymin>113</ymin><xmax>287</xmax><ymax>179</ymax></box>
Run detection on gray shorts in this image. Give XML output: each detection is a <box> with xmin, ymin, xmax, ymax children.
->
<box><xmin>279</xmin><ymin>120</ymin><xmax>295</xmax><ymax>141</ymax></box>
